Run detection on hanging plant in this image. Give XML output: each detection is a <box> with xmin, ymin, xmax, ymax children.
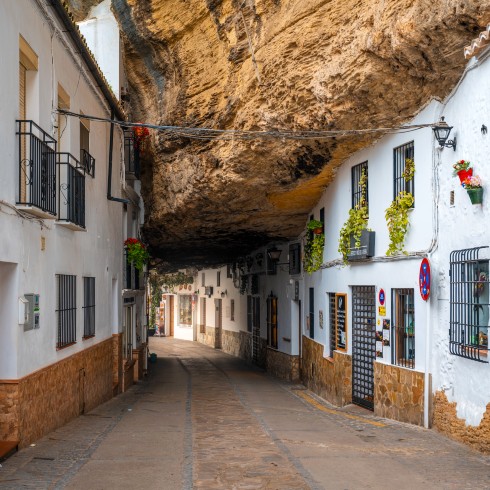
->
<box><xmin>304</xmin><ymin>231</ymin><xmax>325</xmax><ymax>274</ymax></box>
<box><xmin>385</xmin><ymin>158</ymin><xmax>415</xmax><ymax>255</ymax></box>
<box><xmin>124</xmin><ymin>237</ymin><xmax>150</xmax><ymax>271</ymax></box>
<box><xmin>338</xmin><ymin>169</ymin><xmax>368</xmax><ymax>263</ymax></box>
<box><xmin>133</xmin><ymin>125</ymin><xmax>150</xmax><ymax>154</ymax></box>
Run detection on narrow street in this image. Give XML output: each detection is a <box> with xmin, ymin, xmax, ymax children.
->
<box><xmin>1</xmin><ymin>338</ymin><xmax>489</xmax><ymax>490</ymax></box>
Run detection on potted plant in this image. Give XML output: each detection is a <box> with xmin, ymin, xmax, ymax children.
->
<box><xmin>307</xmin><ymin>219</ymin><xmax>324</xmax><ymax>235</ymax></box>
<box><xmin>462</xmin><ymin>175</ymin><xmax>483</xmax><ymax>204</ymax></box>
<box><xmin>453</xmin><ymin>160</ymin><xmax>473</xmax><ymax>184</ymax></box>
<box><xmin>124</xmin><ymin>237</ymin><xmax>150</xmax><ymax>271</ymax></box>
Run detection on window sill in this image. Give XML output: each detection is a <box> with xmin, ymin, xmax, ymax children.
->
<box><xmin>16</xmin><ymin>205</ymin><xmax>56</xmax><ymax>220</ymax></box>
<box><xmin>55</xmin><ymin>221</ymin><xmax>86</xmax><ymax>232</ymax></box>
<box><xmin>56</xmin><ymin>341</ymin><xmax>76</xmax><ymax>351</ymax></box>
<box><xmin>83</xmin><ymin>334</ymin><xmax>95</xmax><ymax>340</ymax></box>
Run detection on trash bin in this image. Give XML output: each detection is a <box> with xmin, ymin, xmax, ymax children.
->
<box><xmin>149</xmin><ymin>353</ymin><xmax>157</xmax><ymax>363</ymax></box>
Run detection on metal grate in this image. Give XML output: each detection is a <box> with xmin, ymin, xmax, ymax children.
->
<box><xmin>449</xmin><ymin>247</ymin><xmax>489</xmax><ymax>363</ymax></box>
<box><xmin>351</xmin><ymin>161</ymin><xmax>368</xmax><ymax>211</ymax></box>
<box><xmin>393</xmin><ymin>141</ymin><xmax>414</xmax><ymax>200</ymax></box>
<box><xmin>124</xmin><ymin>130</ymin><xmax>140</xmax><ymax>179</ymax></box>
<box><xmin>391</xmin><ymin>288</ymin><xmax>415</xmax><ymax>369</ymax></box>
<box><xmin>57</xmin><ymin>153</ymin><xmax>85</xmax><ymax>228</ymax></box>
<box><xmin>56</xmin><ymin>274</ymin><xmax>77</xmax><ymax>349</ymax></box>
<box><xmin>80</xmin><ymin>148</ymin><xmax>95</xmax><ymax>177</ymax></box>
<box><xmin>83</xmin><ymin>277</ymin><xmax>95</xmax><ymax>338</ymax></box>
<box><xmin>328</xmin><ymin>293</ymin><xmax>336</xmax><ymax>357</ymax></box>
<box><xmin>352</xmin><ymin>286</ymin><xmax>376</xmax><ymax>410</ymax></box>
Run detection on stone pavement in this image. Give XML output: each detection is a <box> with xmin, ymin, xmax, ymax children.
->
<box><xmin>1</xmin><ymin>338</ymin><xmax>489</xmax><ymax>489</ymax></box>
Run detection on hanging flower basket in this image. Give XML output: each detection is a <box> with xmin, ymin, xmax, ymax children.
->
<box><xmin>467</xmin><ymin>187</ymin><xmax>483</xmax><ymax>205</ymax></box>
<box><xmin>457</xmin><ymin>168</ymin><xmax>473</xmax><ymax>184</ymax></box>
<box><xmin>124</xmin><ymin>237</ymin><xmax>150</xmax><ymax>270</ymax></box>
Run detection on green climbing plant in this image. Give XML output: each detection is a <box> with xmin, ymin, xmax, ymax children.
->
<box><xmin>338</xmin><ymin>169</ymin><xmax>368</xmax><ymax>264</ymax></box>
<box><xmin>304</xmin><ymin>227</ymin><xmax>325</xmax><ymax>274</ymax></box>
<box><xmin>385</xmin><ymin>158</ymin><xmax>415</xmax><ymax>256</ymax></box>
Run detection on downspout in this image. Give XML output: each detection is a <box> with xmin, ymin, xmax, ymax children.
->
<box><xmin>107</xmin><ymin>109</ymin><xmax>128</xmax><ymax>204</ymax></box>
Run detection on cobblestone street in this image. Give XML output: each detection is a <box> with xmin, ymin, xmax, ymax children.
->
<box><xmin>1</xmin><ymin>338</ymin><xmax>489</xmax><ymax>489</ymax></box>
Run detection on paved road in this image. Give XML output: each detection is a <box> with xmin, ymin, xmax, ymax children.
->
<box><xmin>1</xmin><ymin>338</ymin><xmax>489</xmax><ymax>489</ymax></box>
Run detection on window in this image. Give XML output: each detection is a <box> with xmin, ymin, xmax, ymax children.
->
<box><xmin>123</xmin><ymin>305</ymin><xmax>133</xmax><ymax>360</ymax></box>
<box><xmin>289</xmin><ymin>243</ymin><xmax>301</xmax><ymax>275</ymax></box>
<box><xmin>231</xmin><ymin>299</ymin><xmax>235</xmax><ymax>321</ymax></box>
<box><xmin>309</xmin><ymin>288</ymin><xmax>314</xmax><ymax>339</ymax></box>
<box><xmin>450</xmin><ymin>247</ymin><xmax>489</xmax><ymax>363</ymax></box>
<box><xmin>56</xmin><ymin>274</ymin><xmax>76</xmax><ymax>348</ymax></box>
<box><xmin>267</xmin><ymin>293</ymin><xmax>278</xmax><ymax>348</ymax></box>
<box><xmin>328</xmin><ymin>293</ymin><xmax>336</xmax><ymax>357</ymax></box>
<box><xmin>247</xmin><ymin>296</ymin><xmax>260</xmax><ymax>332</ymax></box>
<box><xmin>251</xmin><ymin>274</ymin><xmax>259</xmax><ymax>295</ymax></box>
<box><xmin>227</xmin><ymin>264</ymin><xmax>233</xmax><ymax>278</ymax></box>
<box><xmin>83</xmin><ymin>277</ymin><xmax>95</xmax><ymax>338</ymax></box>
<box><xmin>393</xmin><ymin>141</ymin><xmax>414</xmax><ymax>201</ymax></box>
<box><xmin>79</xmin><ymin>118</ymin><xmax>95</xmax><ymax>177</ymax></box>
<box><xmin>201</xmin><ymin>273</ymin><xmax>205</xmax><ymax>287</ymax></box>
<box><xmin>351</xmin><ymin>161</ymin><xmax>368</xmax><ymax>211</ymax></box>
<box><xmin>179</xmin><ymin>295</ymin><xmax>192</xmax><ymax>325</ymax></box>
<box><xmin>217</xmin><ymin>271</ymin><xmax>221</xmax><ymax>287</ymax></box>
<box><xmin>200</xmin><ymin>297</ymin><xmax>206</xmax><ymax>333</ymax></box>
<box><xmin>392</xmin><ymin>289</ymin><xmax>415</xmax><ymax>368</ymax></box>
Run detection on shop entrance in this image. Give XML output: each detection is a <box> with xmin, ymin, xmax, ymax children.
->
<box><xmin>351</xmin><ymin>286</ymin><xmax>376</xmax><ymax>410</ymax></box>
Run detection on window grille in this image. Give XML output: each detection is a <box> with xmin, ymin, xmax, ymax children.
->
<box><xmin>217</xmin><ymin>271</ymin><xmax>221</xmax><ymax>287</ymax></box>
<box><xmin>393</xmin><ymin>141</ymin><xmax>414</xmax><ymax>201</ymax></box>
<box><xmin>351</xmin><ymin>161</ymin><xmax>368</xmax><ymax>211</ymax></box>
<box><xmin>289</xmin><ymin>243</ymin><xmax>301</xmax><ymax>275</ymax></box>
<box><xmin>391</xmin><ymin>288</ymin><xmax>415</xmax><ymax>368</ymax></box>
<box><xmin>200</xmin><ymin>297</ymin><xmax>206</xmax><ymax>333</ymax></box>
<box><xmin>231</xmin><ymin>299</ymin><xmax>235</xmax><ymax>321</ymax></box>
<box><xmin>328</xmin><ymin>293</ymin><xmax>336</xmax><ymax>356</ymax></box>
<box><xmin>450</xmin><ymin>247</ymin><xmax>489</xmax><ymax>363</ymax></box>
<box><xmin>83</xmin><ymin>277</ymin><xmax>95</xmax><ymax>338</ymax></box>
<box><xmin>247</xmin><ymin>295</ymin><xmax>253</xmax><ymax>332</ymax></box>
<box><xmin>201</xmin><ymin>273</ymin><xmax>205</xmax><ymax>287</ymax></box>
<box><xmin>56</xmin><ymin>274</ymin><xmax>76</xmax><ymax>348</ymax></box>
<box><xmin>267</xmin><ymin>293</ymin><xmax>278</xmax><ymax>348</ymax></box>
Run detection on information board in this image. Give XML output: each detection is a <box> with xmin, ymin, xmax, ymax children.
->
<box><xmin>335</xmin><ymin>293</ymin><xmax>348</xmax><ymax>351</ymax></box>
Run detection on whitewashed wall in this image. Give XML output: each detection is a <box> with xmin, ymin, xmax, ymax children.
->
<box><xmin>0</xmin><ymin>0</ymin><xmax>124</xmax><ymax>378</ymax></box>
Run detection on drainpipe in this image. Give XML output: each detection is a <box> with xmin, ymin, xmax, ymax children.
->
<box><xmin>107</xmin><ymin>109</ymin><xmax>128</xmax><ymax>204</ymax></box>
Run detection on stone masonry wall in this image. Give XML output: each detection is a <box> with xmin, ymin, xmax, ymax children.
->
<box><xmin>374</xmin><ymin>362</ymin><xmax>425</xmax><ymax>426</ymax></box>
<box><xmin>197</xmin><ymin>326</ymin><xmax>216</xmax><ymax>348</ymax></box>
<box><xmin>0</xmin><ymin>338</ymin><xmax>114</xmax><ymax>447</ymax></box>
<box><xmin>266</xmin><ymin>348</ymin><xmax>300</xmax><ymax>382</ymax></box>
<box><xmin>222</xmin><ymin>330</ymin><xmax>252</xmax><ymax>362</ymax></box>
<box><xmin>301</xmin><ymin>336</ymin><xmax>352</xmax><ymax>407</ymax></box>
<box><xmin>433</xmin><ymin>391</ymin><xmax>490</xmax><ymax>453</ymax></box>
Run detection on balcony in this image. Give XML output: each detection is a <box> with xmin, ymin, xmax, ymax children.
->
<box><xmin>16</xmin><ymin>120</ymin><xmax>57</xmax><ymax>218</ymax></box>
<box><xmin>124</xmin><ymin>130</ymin><xmax>140</xmax><ymax>180</ymax></box>
<box><xmin>80</xmin><ymin>148</ymin><xmax>95</xmax><ymax>177</ymax></box>
<box><xmin>124</xmin><ymin>251</ymin><xmax>143</xmax><ymax>291</ymax></box>
<box><xmin>57</xmin><ymin>153</ymin><xmax>86</xmax><ymax>230</ymax></box>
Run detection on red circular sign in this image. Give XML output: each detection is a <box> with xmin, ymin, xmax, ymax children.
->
<box><xmin>378</xmin><ymin>289</ymin><xmax>385</xmax><ymax>305</ymax></box>
<box><xmin>419</xmin><ymin>258</ymin><xmax>431</xmax><ymax>301</ymax></box>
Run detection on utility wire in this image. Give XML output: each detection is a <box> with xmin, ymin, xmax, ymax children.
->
<box><xmin>56</xmin><ymin>109</ymin><xmax>435</xmax><ymax>141</ymax></box>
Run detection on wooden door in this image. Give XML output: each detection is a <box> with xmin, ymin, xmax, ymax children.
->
<box><xmin>169</xmin><ymin>296</ymin><xmax>174</xmax><ymax>337</ymax></box>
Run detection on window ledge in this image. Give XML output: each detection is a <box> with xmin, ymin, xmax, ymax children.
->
<box><xmin>16</xmin><ymin>205</ymin><xmax>56</xmax><ymax>220</ymax></box>
<box><xmin>82</xmin><ymin>334</ymin><xmax>95</xmax><ymax>340</ymax></box>
<box><xmin>55</xmin><ymin>221</ymin><xmax>86</xmax><ymax>232</ymax></box>
<box><xmin>56</xmin><ymin>341</ymin><xmax>77</xmax><ymax>351</ymax></box>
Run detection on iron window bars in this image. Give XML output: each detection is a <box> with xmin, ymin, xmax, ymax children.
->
<box><xmin>83</xmin><ymin>277</ymin><xmax>95</xmax><ymax>338</ymax></box>
<box><xmin>449</xmin><ymin>247</ymin><xmax>489</xmax><ymax>363</ymax></box>
<box><xmin>57</xmin><ymin>153</ymin><xmax>86</xmax><ymax>228</ymax></box>
<box><xmin>267</xmin><ymin>293</ymin><xmax>278</xmax><ymax>349</ymax></box>
<box><xmin>351</xmin><ymin>161</ymin><xmax>368</xmax><ymax>211</ymax></box>
<box><xmin>124</xmin><ymin>130</ymin><xmax>140</xmax><ymax>179</ymax></box>
<box><xmin>56</xmin><ymin>274</ymin><xmax>77</xmax><ymax>349</ymax></box>
<box><xmin>391</xmin><ymin>288</ymin><xmax>415</xmax><ymax>369</ymax></box>
<box><xmin>393</xmin><ymin>141</ymin><xmax>414</xmax><ymax>201</ymax></box>
<box><xmin>80</xmin><ymin>148</ymin><xmax>95</xmax><ymax>177</ymax></box>
<box><xmin>289</xmin><ymin>243</ymin><xmax>301</xmax><ymax>275</ymax></box>
<box><xmin>16</xmin><ymin>120</ymin><xmax>57</xmax><ymax>215</ymax></box>
<box><xmin>124</xmin><ymin>250</ymin><xmax>141</xmax><ymax>290</ymax></box>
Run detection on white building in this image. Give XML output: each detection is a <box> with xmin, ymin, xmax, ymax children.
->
<box><xmin>0</xmin><ymin>0</ymin><xmax>144</xmax><ymax>450</ymax></box>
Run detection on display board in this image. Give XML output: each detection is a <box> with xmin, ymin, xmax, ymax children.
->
<box><xmin>335</xmin><ymin>293</ymin><xmax>348</xmax><ymax>351</ymax></box>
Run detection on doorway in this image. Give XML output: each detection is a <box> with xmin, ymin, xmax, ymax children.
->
<box><xmin>351</xmin><ymin>286</ymin><xmax>376</xmax><ymax>410</ymax></box>
<box><xmin>169</xmin><ymin>296</ymin><xmax>174</xmax><ymax>337</ymax></box>
<box><xmin>214</xmin><ymin>298</ymin><xmax>222</xmax><ymax>349</ymax></box>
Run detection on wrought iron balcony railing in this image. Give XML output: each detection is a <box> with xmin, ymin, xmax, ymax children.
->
<box><xmin>16</xmin><ymin>120</ymin><xmax>57</xmax><ymax>216</ymax></box>
<box><xmin>57</xmin><ymin>153</ymin><xmax>86</xmax><ymax>229</ymax></box>
<box><xmin>80</xmin><ymin>148</ymin><xmax>95</xmax><ymax>177</ymax></box>
<box><xmin>124</xmin><ymin>131</ymin><xmax>140</xmax><ymax>179</ymax></box>
<box><xmin>124</xmin><ymin>250</ymin><xmax>143</xmax><ymax>290</ymax></box>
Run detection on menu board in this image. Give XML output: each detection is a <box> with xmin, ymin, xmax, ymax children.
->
<box><xmin>335</xmin><ymin>293</ymin><xmax>347</xmax><ymax>351</ymax></box>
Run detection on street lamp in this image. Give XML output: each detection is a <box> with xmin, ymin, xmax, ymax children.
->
<box><xmin>432</xmin><ymin>117</ymin><xmax>457</xmax><ymax>150</ymax></box>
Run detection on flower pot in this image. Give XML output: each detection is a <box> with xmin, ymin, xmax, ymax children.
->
<box><xmin>467</xmin><ymin>187</ymin><xmax>483</xmax><ymax>205</ymax></box>
<box><xmin>312</xmin><ymin>227</ymin><xmax>323</xmax><ymax>235</ymax></box>
<box><xmin>457</xmin><ymin>168</ymin><xmax>473</xmax><ymax>184</ymax></box>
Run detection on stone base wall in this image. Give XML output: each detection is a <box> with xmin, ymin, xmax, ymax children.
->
<box><xmin>122</xmin><ymin>360</ymin><xmax>135</xmax><ymax>392</ymax></box>
<box><xmin>222</xmin><ymin>330</ymin><xmax>252</xmax><ymax>362</ymax></box>
<box><xmin>0</xmin><ymin>338</ymin><xmax>113</xmax><ymax>447</ymax></box>
<box><xmin>266</xmin><ymin>348</ymin><xmax>300</xmax><ymax>382</ymax></box>
<box><xmin>374</xmin><ymin>362</ymin><xmax>425</xmax><ymax>426</ymax></box>
<box><xmin>132</xmin><ymin>344</ymin><xmax>146</xmax><ymax>381</ymax></box>
<box><xmin>433</xmin><ymin>391</ymin><xmax>490</xmax><ymax>453</ymax></box>
<box><xmin>301</xmin><ymin>336</ymin><xmax>352</xmax><ymax>407</ymax></box>
<box><xmin>197</xmin><ymin>326</ymin><xmax>216</xmax><ymax>348</ymax></box>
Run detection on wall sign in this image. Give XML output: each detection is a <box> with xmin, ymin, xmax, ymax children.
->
<box><xmin>419</xmin><ymin>258</ymin><xmax>431</xmax><ymax>301</ymax></box>
<box><xmin>335</xmin><ymin>293</ymin><xmax>348</xmax><ymax>351</ymax></box>
<box><xmin>378</xmin><ymin>289</ymin><xmax>385</xmax><ymax>306</ymax></box>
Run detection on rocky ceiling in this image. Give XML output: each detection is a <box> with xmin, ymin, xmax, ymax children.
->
<box><xmin>70</xmin><ymin>0</ymin><xmax>490</xmax><ymax>270</ymax></box>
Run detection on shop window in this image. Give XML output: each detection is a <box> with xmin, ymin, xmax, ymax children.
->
<box><xmin>56</xmin><ymin>274</ymin><xmax>76</xmax><ymax>348</ymax></box>
<box><xmin>393</xmin><ymin>141</ymin><xmax>414</xmax><ymax>203</ymax></box>
<box><xmin>83</xmin><ymin>277</ymin><xmax>95</xmax><ymax>338</ymax></box>
<box><xmin>351</xmin><ymin>161</ymin><xmax>368</xmax><ymax>211</ymax></box>
<box><xmin>391</xmin><ymin>289</ymin><xmax>415</xmax><ymax>368</ymax></box>
<box><xmin>267</xmin><ymin>293</ymin><xmax>278</xmax><ymax>348</ymax></box>
<box><xmin>179</xmin><ymin>295</ymin><xmax>192</xmax><ymax>325</ymax></box>
<box><xmin>450</xmin><ymin>247</ymin><xmax>489</xmax><ymax>362</ymax></box>
<box><xmin>200</xmin><ymin>297</ymin><xmax>206</xmax><ymax>333</ymax></box>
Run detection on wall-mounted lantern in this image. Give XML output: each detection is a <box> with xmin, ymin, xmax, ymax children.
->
<box><xmin>432</xmin><ymin>117</ymin><xmax>457</xmax><ymax>150</ymax></box>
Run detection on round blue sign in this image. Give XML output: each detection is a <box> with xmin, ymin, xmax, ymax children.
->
<box><xmin>379</xmin><ymin>289</ymin><xmax>385</xmax><ymax>306</ymax></box>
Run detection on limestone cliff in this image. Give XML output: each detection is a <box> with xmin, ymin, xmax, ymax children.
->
<box><xmin>73</xmin><ymin>0</ymin><xmax>490</xmax><ymax>268</ymax></box>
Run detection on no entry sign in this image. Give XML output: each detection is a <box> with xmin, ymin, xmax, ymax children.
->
<box><xmin>419</xmin><ymin>258</ymin><xmax>431</xmax><ymax>301</ymax></box>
